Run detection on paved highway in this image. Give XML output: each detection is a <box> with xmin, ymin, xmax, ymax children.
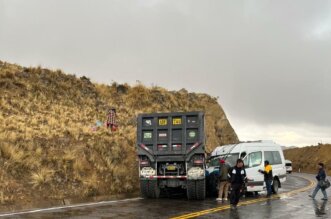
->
<box><xmin>0</xmin><ymin>173</ymin><xmax>330</xmax><ymax>219</ymax></box>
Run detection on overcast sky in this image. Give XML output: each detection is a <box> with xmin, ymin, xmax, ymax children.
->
<box><xmin>1</xmin><ymin>0</ymin><xmax>330</xmax><ymax>146</ymax></box>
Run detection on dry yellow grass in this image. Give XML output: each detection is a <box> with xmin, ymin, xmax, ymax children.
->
<box><xmin>0</xmin><ymin>60</ymin><xmax>238</xmax><ymax>205</ymax></box>
<box><xmin>284</xmin><ymin>143</ymin><xmax>331</xmax><ymax>175</ymax></box>
<box><xmin>30</xmin><ymin>168</ymin><xmax>55</xmax><ymax>189</ymax></box>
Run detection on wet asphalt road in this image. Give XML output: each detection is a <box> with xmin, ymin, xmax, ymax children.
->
<box><xmin>1</xmin><ymin>173</ymin><xmax>330</xmax><ymax>219</ymax></box>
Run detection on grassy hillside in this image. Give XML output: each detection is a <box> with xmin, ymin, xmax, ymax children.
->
<box><xmin>284</xmin><ymin>144</ymin><xmax>331</xmax><ymax>175</ymax></box>
<box><xmin>0</xmin><ymin>60</ymin><xmax>238</xmax><ymax>205</ymax></box>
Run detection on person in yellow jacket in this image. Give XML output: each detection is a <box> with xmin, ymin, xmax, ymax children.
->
<box><xmin>259</xmin><ymin>160</ymin><xmax>273</xmax><ymax>197</ymax></box>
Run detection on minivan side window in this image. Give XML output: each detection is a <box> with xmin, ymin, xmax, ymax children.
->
<box><xmin>264</xmin><ymin>151</ymin><xmax>274</xmax><ymax>164</ymax></box>
<box><xmin>244</xmin><ymin>151</ymin><xmax>262</xmax><ymax>168</ymax></box>
<box><xmin>272</xmin><ymin>151</ymin><xmax>282</xmax><ymax>165</ymax></box>
<box><xmin>264</xmin><ymin>151</ymin><xmax>282</xmax><ymax>165</ymax></box>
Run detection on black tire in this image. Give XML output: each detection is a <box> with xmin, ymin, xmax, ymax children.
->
<box><xmin>196</xmin><ymin>179</ymin><xmax>206</xmax><ymax>200</ymax></box>
<box><xmin>187</xmin><ymin>179</ymin><xmax>206</xmax><ymax>200</ymax></box>
<box><xmin>187</xmin><ymin>180</ymin><xmax>196</xmax><ymax>200</ymax></box>
<box><xmin>148</xmin><ymin>180</ymin><xmax>160</xmax><ymax>198</ymax></box>
<box><xmin>272</xmin><ymin>179</ymin><xmax>279</xmax><ymax>194</ymax></box>
<box><xmin>140</xmin><ymin>180</ymin><xmax>149</xmax><ymax>198</ymax></box>
<box><xmin>140</xmin><ymin>180</ymin><xmax>160</xmax><ymax>199</ymax></box>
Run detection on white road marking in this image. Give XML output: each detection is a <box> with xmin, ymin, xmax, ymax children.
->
<box><xmin>0</xmin><ymin>197</ymin><xmax>143</xmax><ymax>217</ymax></box>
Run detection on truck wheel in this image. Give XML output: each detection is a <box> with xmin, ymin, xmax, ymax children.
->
<box><xmin>140</xmin><ymin>180</ymin><xmax>160</xmax><ymax>198</ymax></box>
<box><xmin>140</xmin><ymin>180</ymin><xmax>149</xmax><ymax>198</ymax></box>
<box><xmin>196</xmin><ymin>179</ymin><xmax>206</xmax><ymax>200</ymax></box>
<box><xmin>272</xmin><ymin>179</ymin><xmax>279</xmax><ymax>194</ymax></box>
<box><xmin>148</xmin><ymin>180</ymin><xmax>160</xmax><ymax>198</ymax></box>
<box><xmin>187</xmin><ymin>180</ymin><xmax>197</xmax><ymax>200</ymax></box>
<box><xmin>187</xmin><ymin>180</ymin><xmax>206</xmax><ymax>200</ymax></box>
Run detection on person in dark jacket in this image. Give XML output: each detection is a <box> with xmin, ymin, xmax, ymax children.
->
<box><xmin>217</xmin><ymin>159</ymin><xmax>231</xmax><ymax>201</ymax></box>
<box><xmin>259</xmin><ymin>160</ymin><xmax>273</xmax><ymax>197</ymax></box>
<box><xmin>309</xmin><ymin>163</ymin><xmax>328</xmax><ymax>200</ymax></box>
<box><xmin>229</xmin><ymin>159</ymin><xmax>247</xmax><ymax>209</ymax></box>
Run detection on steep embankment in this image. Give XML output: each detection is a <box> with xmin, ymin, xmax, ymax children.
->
<box><xmin>284</xmin><ymin>144</ymin><xmax>331</xmax><ymax>175</ymax></box>
<box><xmin>0</xmin><ymin>60</ymin><xmax>238</xmax><ymax>205</ymax></box>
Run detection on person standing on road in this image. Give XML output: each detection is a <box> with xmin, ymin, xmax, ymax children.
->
<box><xmin>217</xmin><ymin>159</ymin><xmax>230</xmax><ymax>202</ymax></box>
<box><xmin>229</xmin><ymin>159</ymin><xmax>246</xmax><ymax>209</ymax></box>
<box><xmin>309</xmin><ymin>163</ymin><xmax>328</xmax><ymax>200</ymax></box>
<box><xmin>258</xmin><ymin>160</ymin><xmax>273</xmax><ymax>197</ymax></box>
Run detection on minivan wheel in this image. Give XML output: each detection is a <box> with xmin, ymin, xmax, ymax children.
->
<box><xmin>272</xmin><ymin>179</ymin><xmax>279</xmax><ymax>194</ymax></box>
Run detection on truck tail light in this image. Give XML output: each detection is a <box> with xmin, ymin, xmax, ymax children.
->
<box><xmin>140</xmin><ymin>160</ymin><xmax>150</xmax><ymax>167</ymax></box>
<box><xmin>172</xmin><ymin>144</ymin><xmax>182</xmax><ymax>151</ymax></box>
<box><xmin>158</xmin><ymin>144</ymin><xmax>168</xmax><ymax>151</ymax></box>
<box><xmin>193</xmin><ymin>159</ymin><xmax>204</xmax><ymax>165</ymax></box>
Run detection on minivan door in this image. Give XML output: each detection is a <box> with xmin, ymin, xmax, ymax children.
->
<box><xmin>243</xmin><ymin>151</ymin><xmax>264</xmax><ymax>190</ymax></box>
<box><xmin>264</xmin><ymin>151</ymin><xmax>286</xmax><ymax>182</ymax></box>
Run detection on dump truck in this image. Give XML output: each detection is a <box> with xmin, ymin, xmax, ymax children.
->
<box><xmin>136</xmin><ymin>112</ymin><xmax>206</xmax><ymax>200</ymax></box>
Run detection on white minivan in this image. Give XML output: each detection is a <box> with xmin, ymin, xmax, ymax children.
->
<box><xmin>209</xmin><ymin>140</ymin><xmax>287</xmax><ymax>194</ymax></box>
<box><xmin>285</xmin><ymin>160</ymin><xmax>293</xmax><ymax>174</ymax></box>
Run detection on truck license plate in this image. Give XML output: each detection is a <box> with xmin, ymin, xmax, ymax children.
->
<box><xmin>167</xmin><ymin>165</ymin><xmax>176</xmax><ymax>171</ymax></box>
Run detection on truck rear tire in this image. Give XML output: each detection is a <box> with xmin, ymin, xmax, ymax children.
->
<box><xmin>140</xmin><ymin>180</ymin><xmax>149</xmax><ymax>198</ymax></box>
<box><xmin>140</xmin><ymin>180</ymin><xmax>160</xmax><ymax>199</ymax></box>
<box><xmin>187</xmin><ymin>179</ymin><xmax>206</xmax><ymax>200</ymax></box>
<box><xmin>187</xmin><ymin>180</ymin><xmax>196</xmax><ymax>200</ymax></box>
<box><xmin>196</xmin><ymin>179</ymin><xmax>206</xmax><ymax>200</ymax></box>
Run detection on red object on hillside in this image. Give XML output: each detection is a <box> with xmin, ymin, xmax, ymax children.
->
<box><xmin>107</xmin><ymin>108</ymin><xmax>117</xmax><ymax>131</ymax></box>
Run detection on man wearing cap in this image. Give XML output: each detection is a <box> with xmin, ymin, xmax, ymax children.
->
<box><xmin>259</xmin><ymin>160</ymin><xmax>273</xmax><ymax>197</ymax></box>
<box><xmin>216</xmin><ymin>159</ymin><xmax>230</xmax><ymax>201</ymax></box>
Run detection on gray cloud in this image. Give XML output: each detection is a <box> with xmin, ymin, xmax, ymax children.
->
<box><xmin>1</xmin><ymin>0</ymin><xmax>330</xmax><ymax>145</ymax></box>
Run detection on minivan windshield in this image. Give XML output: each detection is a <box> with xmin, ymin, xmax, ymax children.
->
<box><xmin>209</xmin><ymin>153</ymin><xmax>239</xmax><ymax>167</ymax></box>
